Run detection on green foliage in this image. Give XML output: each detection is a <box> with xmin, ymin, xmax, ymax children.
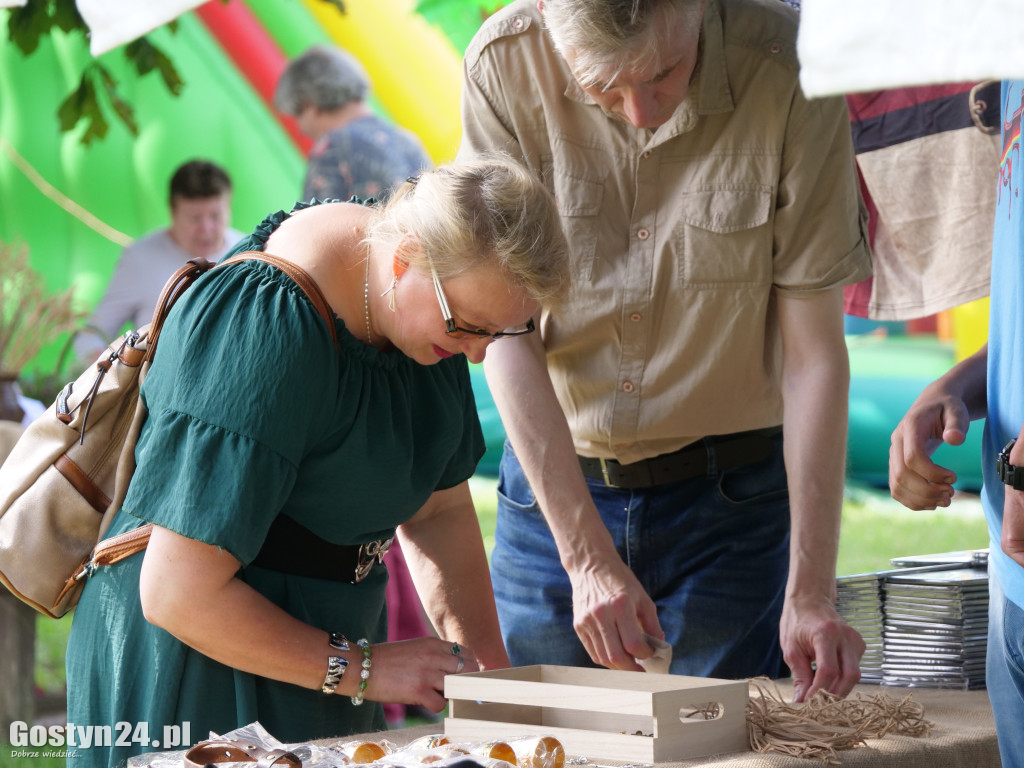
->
<box><xmin>6</xmin><ymin>0</ymin><xmax>184</xmax><ymax>145</ymax></box>
<box><xmin>5</xmin><ymin>0</ymin><xmax>348</xmax><ymax>146</ymax></box>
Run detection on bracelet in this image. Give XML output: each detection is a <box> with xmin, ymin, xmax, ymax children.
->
<box><xmin>351</xmin><ymin>638</ymin><xmax>372</xmax><ymax>706</ymax></box>
<box><xmin>321</xmin><ymin>655</ymin><xmax>348</xmax><ymax>695</ymax></box>
<box><xmin>328</xmin><ymin>632</ymin><xmax>350</xmax><ymax>651</ymax></box>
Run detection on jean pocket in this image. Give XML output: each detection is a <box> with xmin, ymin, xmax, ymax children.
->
<box><xmin>497</xmin><ymin>441</ymin><xmax>541</xmax><ymax>512</ymax></box>
<box><xmin>1002</xmin><ymin>594</ymin><xmax>1024</xmax><ymax>673</ymax></box>
<box><xmin>716</xmin><ymin>452</ymin><xmax>789</xmax><ymax>507</ymax></box>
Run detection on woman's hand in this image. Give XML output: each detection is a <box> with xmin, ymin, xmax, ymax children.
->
<box><xmin>361</xmin><ymin>637</ymin><xmax>477</xmax><ymax>711</ymax></box>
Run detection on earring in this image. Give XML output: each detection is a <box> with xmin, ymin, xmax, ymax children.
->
<box><xmin>381</xmin><ymin>275</ymin><xmax>398</xmax><ymax>312</ymax></box>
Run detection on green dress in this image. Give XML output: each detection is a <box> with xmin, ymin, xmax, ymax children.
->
<box><xmin>66</xmin><ymin>204</ymin><xmax>485</xmax><ymax>767</ymax></box>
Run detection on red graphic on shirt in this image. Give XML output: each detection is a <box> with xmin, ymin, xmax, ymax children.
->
<box><xmin>999</xmin><ymin>86</ymin><xmax>1023</xmax><ymax>210</ymax></box>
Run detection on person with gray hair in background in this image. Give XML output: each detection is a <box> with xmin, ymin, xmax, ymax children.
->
<box><xmin>275</xmin><ymin>44</ymin><xmax>433</xmax><ymax>204</ymax></box>
<box><xmin>275</xmin><ymin>44</ymin><xmax>445</xmax><ymax>727</ymax></box>
<box><xmin>458</xmin><ymin>0</ymin><xmax>871</xmax><ymax>702</ymax></box>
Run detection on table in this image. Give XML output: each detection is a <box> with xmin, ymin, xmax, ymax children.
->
<box><xmin>348</xmin><ymin>682</ymin><xmax>1000</xmax><ymax>768</ymax></box>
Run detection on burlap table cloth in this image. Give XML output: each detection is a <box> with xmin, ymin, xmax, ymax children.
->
<box><xmin>335</xmin><ymin>681</ymin><xmax>1000</xmax><ymax>768</ymax></box>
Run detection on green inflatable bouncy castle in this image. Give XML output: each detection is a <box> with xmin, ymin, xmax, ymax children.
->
<box><xmin>0</xmin><ymin>1</ymin><xmax>984</xmax><ymax>484</ymax></box>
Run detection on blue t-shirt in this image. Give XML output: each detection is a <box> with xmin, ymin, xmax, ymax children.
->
<box><xmin>983</xmin><ymin>80</ymin><xmax>1024</xmax><ymax>607</ymax></box>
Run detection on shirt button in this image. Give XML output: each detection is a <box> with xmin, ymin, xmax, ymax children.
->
<box><xmin>622</xmin><ymin>381</ymin><xmax>635</xmax><ymax>393</ymax></box>
<box><xmin>769</xmin><ymin>41</ymin><xmax>782</xmax><ymax>54</ymax></box>
<box><xmin>630</xmin><ymin>312</ymin><xmax>642</xmax><ymax>323</ymax></box>
<box><xmin>512</xmin><ymin>16</ymin><xmax>524</xmax><ymax>30</ymax></box>
<box><xmin>642</xmin><ymin>150</ymin><xmax>652</xmax><ymax>159</ymax></box>
<box><xmin>637</xmin><ymin>228</ymin><xmax>650</xmax><ymax>240</ymax></box>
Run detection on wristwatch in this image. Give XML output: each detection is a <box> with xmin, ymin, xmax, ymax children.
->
<box><xmin>996</xmin><ymin>439</ymin><xmax>1024</xmax><ymax>490</ymax></box>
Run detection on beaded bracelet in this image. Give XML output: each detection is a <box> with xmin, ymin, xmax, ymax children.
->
<box><xmin>351</xmin><ymin>638</ymin><xmax>372</xmax><ymax>706</ymax></box>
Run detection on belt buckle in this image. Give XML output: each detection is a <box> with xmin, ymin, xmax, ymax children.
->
<box><xmin>353</xmin><ymin>535</ymin><xmax>394</xmax><ymax>583</ymax></box>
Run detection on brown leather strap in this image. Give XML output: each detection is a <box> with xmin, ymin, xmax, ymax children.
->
<box><xmin>54</xmin><ymin>454</ymin><xmax>111</xmax><ymax>514</ymax></box>
<box><xmin>91</xmin><ymin>524</ymin><xmax>153</xmax><ymax>567</ymax></box>
<box><xmin>221</xmin><ymin>251</ymin><xmax>338</xmax><ymax>345</ymax></box>
<box><xmin>67</xmin><ymin>252</ymin><xmax>339</xmax><ymax>595</ymax></box>
<box><xmin>145</xmin><ymin>258</ymin><xmax>215</xmax><ymax>363</ymax></box>
<box><xmin>145</xmin><ymin>252</ymin><xmax>337</xmax><ymax>366</ymax></box>
<box><xmin>183</xmin><ymin>739</ymin><xmax>302</xmax><ymax>768</ymax></box>
<box><xmin>54</xmin><ymin>524</ymin><xmax>155</xmax><ymax>608</ymax></box>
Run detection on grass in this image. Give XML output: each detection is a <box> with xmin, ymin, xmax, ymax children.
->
<box><xmin>10</xmin><ymin>476</ymin><xmax>989</xmax><ymax>760</ymax></box>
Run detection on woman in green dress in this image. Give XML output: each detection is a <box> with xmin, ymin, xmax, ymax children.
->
<box><xmin>65</xmin><ymin>156</ymin><xmax>569</xmax><ymax>767</ymax></box>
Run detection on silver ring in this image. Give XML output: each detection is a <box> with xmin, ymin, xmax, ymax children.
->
<box><xmin>455</xmin><ymin>655</ymin><xmax>465</xmax><ymax>673</ymax></box>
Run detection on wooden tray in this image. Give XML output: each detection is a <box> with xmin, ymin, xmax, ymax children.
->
<box><xmin>444</xmin><ymin>665</ymin><xmax>748</xmax><ymax>763</ymax></box>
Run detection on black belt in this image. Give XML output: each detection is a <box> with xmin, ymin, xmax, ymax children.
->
<box><xmin>249</xmin><ymin>514</ymin><xmax>393</xmax><ymax>584</ymax></box>
<box><xmin>578</xmin><ymin>426</ymin><xmax>782</xmax><ymax>489</ymax></box>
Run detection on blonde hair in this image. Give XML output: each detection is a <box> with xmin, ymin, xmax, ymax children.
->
<box><xmin>365</xmin><ymin>154</ymin><xmax>569</xmax><ymax>306</ymax></box>
<box><xmin>543</xmin><ymin>0</ymin><xmax>702</xmax><ymax>88</ymax></box>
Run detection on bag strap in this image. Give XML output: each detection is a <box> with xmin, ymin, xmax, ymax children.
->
<box><xmin>144</xmin><ymin>251</ymin><xmax>338</xmax><ymax>364</ymax></box>
<box><xmin>222</xmin><ymin>251</ymin><xmax>339</xmax><ymax>346</ymax></box>
<box><xmin>64</xmin><ymin>252</ymin><xmax>339</xmax><ymax>592</ymax></box>
<box><xmin>56</xmin><ymin>523</ymin><xmax>155</xmax><ymax>607</ymax></box>
<box><xmin>144</xmin><ymin>258</ymin><xmax>215</xmax><ymax>363</ymax></box>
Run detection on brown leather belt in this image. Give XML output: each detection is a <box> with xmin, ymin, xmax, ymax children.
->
<box><xmin>578</xmin><ymin>426</ymin><xmax>782</xmax><ymax>489</ymax></box>
<box><xmin>249</xmin><ymin>514</ymin><xmax>393</xmax><ymax>584</ymax></box>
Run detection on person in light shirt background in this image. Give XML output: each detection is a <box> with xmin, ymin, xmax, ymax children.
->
<box><xmin>74</xmin><ymin>159</ymin><xmax>242</xmax><ymax>363</ymax></box>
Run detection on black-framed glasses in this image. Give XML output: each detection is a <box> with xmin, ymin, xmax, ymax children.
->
<box><xmin>430</xmin><ymin>265</ymin><xmax>535</xmax><ymax>340</ymax></box>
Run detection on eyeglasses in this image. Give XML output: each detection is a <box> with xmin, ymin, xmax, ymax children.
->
<box><xmin>430</xmin><ymin>265</ymin><xmax>536</xmax><ymax>340</ymax></box>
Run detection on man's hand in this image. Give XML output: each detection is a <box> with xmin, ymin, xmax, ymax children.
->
<box><xmin>781</xmin><ymin>592</ymin><xmax>865</xmax><ymax>703</ymax></box>
<box><xmin>568</xmin><ymin>556</ymin><xmax>664</xmax><ymax>671</ymax></box>
<box><xmin>889</xmin><ymin>394</ymin><xmax>970</xmax><ymax>510</ymax></box>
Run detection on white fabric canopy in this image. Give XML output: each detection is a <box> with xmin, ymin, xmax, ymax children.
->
<box><xmin>75</xmin><ymin>0</ymin><xmax>205</xmax><ymax>56</ymax></box>
<box><xmin>798</xmin><ymin>0</ymin><xmax>1024</xmax><ymax>97</ymax></box>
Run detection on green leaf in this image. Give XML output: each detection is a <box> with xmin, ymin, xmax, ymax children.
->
<box><xmin>125</xmin><ymin>37</ymin><xmax>184</xmax><ymax>95</ymax></box>
<box><xmin>7</xmin><ymin>2</ymin><xmax>56</xmax><ymax>56</ymax></box>
<box><xmin>124</xmin><ymin>38</ymin><xmax>157</xmax><ymax>75</ymax></box>
<box><xmin>56</xmin><ymin>73</ymin><xmax>94</xmax><ymax>132</ymax></box>
<box><xmin>97</xmin><ymin>64</ymin><xmax>138</xmax><ymax>136</ymax></box>
<box><xmin>51</xmin><ymin>0</ymin><xmax>84</xmax><ymax>34</ymax></box>
<box><xmin>78</xmin><ymin>96</ymin><xmax>110</xmax><ymax>145</ymax></box>
<box><xmin>151</xmin><ymin>46</ymin><xmax>184</xmax><ymax>95</ymax></box>
<box><xmin>56</xmin><ymin>68</ymin><xmax>110</xmax><ymax>145</ymax></box>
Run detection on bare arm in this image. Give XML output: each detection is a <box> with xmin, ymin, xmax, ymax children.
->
<box><xmin>776</xmin><ymin>286</ymin><xmax>865</xmax><ymax>702</ymax></box>
<box><xmin>139</xmin><ymin>526</ymin><xmax>469</xmax><ymax>712</ymax></box>
<box><xmin>483</xmin><ymin>331</ymin><xmax>662</xmax><ymax>671</ymax></box>
<box><xmin>397</xmin><ymin>481</ymin><xmax>510</xmax><ymax>671</ymax></box>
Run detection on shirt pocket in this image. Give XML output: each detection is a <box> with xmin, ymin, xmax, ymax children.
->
<box><xmin>675</xmin><ymin>185</ymin><xmax>773</xmax><ymax>287</ymax></box>
<box><xmin>550</xmin><ymin>166</ymin><xmax>603</xmax><ymax>284</ymax></box>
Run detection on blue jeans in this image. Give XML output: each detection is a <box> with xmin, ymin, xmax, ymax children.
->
<box><xmin>490</xmin><ymin>434</ymin><xmax>791</xmax><ymax>679</ymax></box>
<box><xmin>987</xmin><ymin>569</ymin><xmax>1024</xmax><ymax>768</ymax></box>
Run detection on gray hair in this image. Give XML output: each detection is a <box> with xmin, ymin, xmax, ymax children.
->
<box><xmin>365</xmin><ymin>155</ymin><xmax>570</xmax><ymax>307</ymax></box>
<box><xmin>273</xmin><ymin>45</ymin><xmax>369</xmax><ymax>116</ymax></box>
<box><xmin>543</xmin><ymin>0</ymin><xmax>703</xmax><ymax>87</ymax></box>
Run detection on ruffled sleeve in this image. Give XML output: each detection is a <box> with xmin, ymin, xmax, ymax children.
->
<box><xmin>123</xmin><ymin>260</ymin><xmax>341</xmax><ymax>564</ymax></box>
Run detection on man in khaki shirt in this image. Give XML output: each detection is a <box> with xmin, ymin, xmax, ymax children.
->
<box><xmin>459</xmin><ymin>0</ymin><xmax>870</xmax><ymax>701</ymax></box>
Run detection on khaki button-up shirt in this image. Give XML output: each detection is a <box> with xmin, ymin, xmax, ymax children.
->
<box><xmin>459</xmin><ymin>0</ymin><xmax>871</xmax><ymax>464</ymax></box>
